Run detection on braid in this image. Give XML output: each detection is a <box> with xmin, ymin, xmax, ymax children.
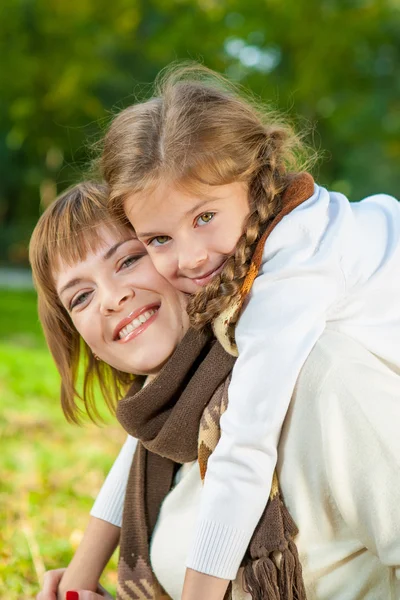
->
<box><xmin>187</xmin><ymin>154</ymin><xmax>286</xmax><ymax>330</ymax></box>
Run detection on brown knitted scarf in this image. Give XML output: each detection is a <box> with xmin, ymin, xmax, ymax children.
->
<box><xmin>116</xmin><ymin>329</ymin><xmax>235</xmax><ymax>600</ymax></box>
<box><xmin>115</xmin><ymin>173</ymin><xmax>315</xmax><ymax>600</ymax></box>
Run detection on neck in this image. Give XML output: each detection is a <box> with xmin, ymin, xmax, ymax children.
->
<box><xmin>144</xmin><ymin>373</ymin><xmax>158</xmax><ymax>386</ymax></box>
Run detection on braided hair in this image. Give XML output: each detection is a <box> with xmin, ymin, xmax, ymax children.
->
<box><xmin>101</xmin><ymin>63</ymin><xmax>314</xmax><ymax>329</ymax></box>
<box><xmin>186</xmin><ymin>127</ymin><xmax>295</xmax><ymax>328</ymax></box>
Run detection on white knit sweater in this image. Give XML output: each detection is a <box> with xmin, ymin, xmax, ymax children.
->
<box><xmin>150</xmin><ymin>331</ymin><xmax>400</xmax><ymax>599</ymax></box>
<box><xmin>92</xmin><ymin>330</ymin><xmax>400</xmax><ymax>598</ymax></box>
<box><xmin>92</xmin><ymin>184</ymin><xmax>400</xmax><ymax>580</ymax></box>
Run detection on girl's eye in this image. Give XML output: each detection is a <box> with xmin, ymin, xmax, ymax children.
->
<box><xmin>196</xmin><ymin>212</ymin><xmax>215</xmax><ymax>226</ymax></box>
<box><xmin>70</xmin><ymin>291</ymin><xmax>91</xmax><ymax>310</ymax></box>
<box><xmin>148</xmin><ymin>236</ymin><xmax>171</xmax><ymax>247</ymax></box>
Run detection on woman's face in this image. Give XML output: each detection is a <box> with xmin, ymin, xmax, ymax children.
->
<box><xmin>54</xmin><ymin>225</ymin><xmax>189</xmax><ymax>375</ymax></box>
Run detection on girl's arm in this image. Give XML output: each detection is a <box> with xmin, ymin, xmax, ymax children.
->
<box><xmin>182</xmin><ymin>569</ymin><xmax>229</xmax><ymax>600</ymax></box>
<box><xmin>186</xmin><ymin>187</ymin><xmax>346</xmax><ymax>584</ymax></box>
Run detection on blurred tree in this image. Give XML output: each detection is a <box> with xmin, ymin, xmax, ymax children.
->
<box><xmin>0</xmin><ymin>0</ymin><xmax>399</xmax><ymax>265</ymax></box>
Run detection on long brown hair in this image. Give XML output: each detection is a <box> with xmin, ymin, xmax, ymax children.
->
<box><xmin>29</xmin><ymin>181</ymin><xmax>134</xmax><ymax>424</ymax></box>
<box><xmin>101</xmin><ymin>63</ymin><xmax>316</xmax><ymax>328</ymax></box>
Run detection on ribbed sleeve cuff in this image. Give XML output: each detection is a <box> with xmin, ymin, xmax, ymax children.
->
<box><xmin>90</xmin><ymin>474</ymin><xmax>126</xmax><ymax>528</ymax></box>
<box><xmin>186</xmin><ymin>519</ymin><xmax>248</xmax><ymax>580</ymax></box>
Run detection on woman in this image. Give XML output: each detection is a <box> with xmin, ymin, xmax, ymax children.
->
<box><xmin>32</xmin><ymin>183</ymin><xmax>400</xmax><ymax>600</ymax></box>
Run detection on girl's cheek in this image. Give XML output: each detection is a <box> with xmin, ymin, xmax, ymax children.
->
<box><xmin>151</xmin><ymin>254</ymin><xmax>173</xmax><ymax>278</ymax></box>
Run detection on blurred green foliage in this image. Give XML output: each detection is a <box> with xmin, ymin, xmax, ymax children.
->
<box><xmin>0</xmin><ymin>289</ymin><xmax>124</xmax><ymax>597</ymax></box>
<box><xmin>1</xmin><ymin>0</ymin><xmax>399</xmax><ymax>266</ymax></box>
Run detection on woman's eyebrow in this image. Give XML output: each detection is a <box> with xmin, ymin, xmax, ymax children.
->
<box><xmin>102</xmin><ymin>239</ymin><xmax>133</xmax><ymax>261</ymax></box>
<box><xmin>59</xmin><ymin>278</ymin><xmax>82</xmax><ymax>296</ymax></box>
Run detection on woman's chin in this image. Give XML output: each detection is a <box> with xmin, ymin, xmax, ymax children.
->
<box><xmin>135</xmin><ymin>352</ymin><xmax>174</xmax><ymax>376</ymax></box>
<box><xmin>110</xmin><ymin>345</ymin><xmax>175</xmax><ymax>377</ymax></box>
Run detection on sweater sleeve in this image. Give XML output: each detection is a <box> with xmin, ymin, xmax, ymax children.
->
<box><xmin>90</xmin><ymin>435</ymin><xmax>137</xmax><ymax>527</ymax></box>
<box><xmin>318</xmin><ymin>339</ymin><xmax>400</xmax><ymax>579</ymax></box>
<box><xmin>187</xmin><ymin>185</ymin><xmax>347</xmax><ymax>579</ymax></box>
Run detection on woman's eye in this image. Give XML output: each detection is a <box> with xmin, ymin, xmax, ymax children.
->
<box><xmin>70</xmin><ymin>291</ymin><xmax>91</xmax><ymax>310</ymax></box>
<box><xmin>120</xmin><ymin>255</ymin><xmax>139</xmax><ymax>269</ymax></box>
<box><xmin>196</xmin><ymin>212</ymin><xmax>215</xmax><ymax>226</ymax></box>
<box><xmin>148</xmin><ymin>236</ymin><xmax>171</xmax><ymax>247</ymax></box>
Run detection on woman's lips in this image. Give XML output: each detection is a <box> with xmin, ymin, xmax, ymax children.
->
<box><xmin>117</xmin><ymin>309</ymin><xmax>159</xmax><ymax>344</ymax></box>
<box><xmin>113</xmin><ymin>304</ymin><xmax>160</xmax><ymax>342</ymax></box>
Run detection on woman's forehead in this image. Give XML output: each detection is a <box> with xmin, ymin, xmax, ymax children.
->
<box><xmin>52</xmin><ymin>222</ymin><xmax>136</xmax><ymax>272</ymax></box>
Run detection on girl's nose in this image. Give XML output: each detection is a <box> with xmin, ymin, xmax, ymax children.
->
<box><xmin>178</xmin><ymin>244</ymin><xmax>208</xmax><ymax>272</ymax></box>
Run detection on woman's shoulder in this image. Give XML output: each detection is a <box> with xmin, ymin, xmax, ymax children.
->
<box><xmin>299</xmin><ymin>329</ymin><xmax>400</xmax><ymax>402</ymax></box>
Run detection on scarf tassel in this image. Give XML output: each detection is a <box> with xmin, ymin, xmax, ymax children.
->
<box><xmin>243</xmin><ymin>556</ymin><xmax>280</xmax><ymax>600</ymax></box>
<box><xmin>279</xmin><ymin>538</ymin><xmax>307</xmax><ymax>600</ymax></box>
<box><xmin>243</xmin><ymin>539</ymin><xmax>307</xmax><ymax>600</ymax></box>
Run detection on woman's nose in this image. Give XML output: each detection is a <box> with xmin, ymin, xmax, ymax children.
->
<box><xmin>100</xmin><ymin>286</ymin><xmax>134</xmax><ymax>314</ymax></box>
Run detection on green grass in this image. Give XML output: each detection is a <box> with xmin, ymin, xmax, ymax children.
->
<box><xmin>0</xmin><ymin>289</ymin><xmax>125</xmax><ymax>599</ymax></box>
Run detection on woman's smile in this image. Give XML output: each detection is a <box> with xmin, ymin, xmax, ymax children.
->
<box><xmin>114</xmin><ymin>304</ymin><xmax>160</xmax><ymax>342</ymax></box>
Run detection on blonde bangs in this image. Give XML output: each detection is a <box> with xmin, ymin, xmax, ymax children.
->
<box><xmin>50</xmin><ymin>215</ymin><xmax>131</xmax><ymax>271</ymax></box>
<box><xmin>30</xmin><ymin>182</ymin><xmax>133</xmax><ymax>297</ymax></box>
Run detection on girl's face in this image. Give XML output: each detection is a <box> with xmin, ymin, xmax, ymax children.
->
<box><xmin>124</xmin><ymin>181</ymin><xmax>250</xmax><ymax>294</ymax></box>
<box><xmin>54</xmin><ymin>226</ymin><xmax>189</xmax><ymax>375</ymax></box>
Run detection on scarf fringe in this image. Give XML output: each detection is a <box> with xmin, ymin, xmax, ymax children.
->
<box><xmin>243</xmin><ymin>556</ymin><xmax>280</xmax><ymax>600</ymax></box>
<box><xmin>280</xmin><ymin>539</ymin><xmax>307</xmax><ymax>600</ymax></box>
<box><xmin>243</xmin><ymin>539</ymin><xmax>307</xmax><ymax>600</ymax></box>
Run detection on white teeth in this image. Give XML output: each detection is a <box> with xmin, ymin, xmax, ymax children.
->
<box><xmin>118</xmin><ymin>309</ymin><xmax>157</xmax><ymax>339</ymax></box>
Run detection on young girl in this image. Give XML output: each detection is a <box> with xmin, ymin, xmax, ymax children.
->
<box><xmin>100</xmin><ymin>64</ymin><xmax>400</xmax><ymax>600</ymax></box>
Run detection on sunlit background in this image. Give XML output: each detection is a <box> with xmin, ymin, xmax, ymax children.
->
<box><xmin>1</xmin><ymin>0</ymin><xmax>399</xmax><ymax>597</ymax></box>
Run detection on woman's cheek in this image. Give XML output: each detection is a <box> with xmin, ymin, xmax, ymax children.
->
<box><xmin>77</xmin><ymin>313</ymin><xmax>98</xmax><ymax>348</ymax></box>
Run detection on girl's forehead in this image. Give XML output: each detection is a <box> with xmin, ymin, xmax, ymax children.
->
<box><xmin>124</xmin><ymin>178</ymin><xmax>236</xmax><ymax>221</ymax></box>
<box><xmin>125</xmin><ymin>179</ymin><xmax>247</xmax><ymax>222</ymax></box>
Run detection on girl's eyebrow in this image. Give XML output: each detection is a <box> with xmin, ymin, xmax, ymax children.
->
<box><xmin>136</xmin><ymin>198</ymin><xmax>221</xmax><ymax>238</ymax></box>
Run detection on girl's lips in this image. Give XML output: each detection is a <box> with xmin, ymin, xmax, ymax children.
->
<box><xmin>190</xmin><ymin>259</ymin><xmax>228</xmax><ymax>287</ymax></box>
<box><xmin>117</xmin><ymin>308</ymin><xmax>159</xmax><ymax>344</ymax></box>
